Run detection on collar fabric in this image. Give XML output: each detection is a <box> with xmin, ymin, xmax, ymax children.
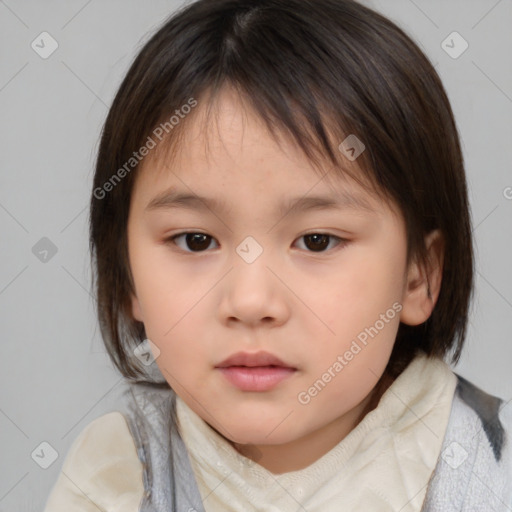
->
<box><xmin>176</xmin><ymin>353</ymin><xmax>457</xmax><ymax>512</ymax></box>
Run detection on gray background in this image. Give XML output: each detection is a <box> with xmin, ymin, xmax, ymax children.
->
<box><xmin>0</xmin><ymin>0</ymin><xmax>511</xmax><ymax>509</ymax></box>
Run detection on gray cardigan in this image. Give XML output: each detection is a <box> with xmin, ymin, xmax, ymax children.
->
<box><xmin>121</xmin><ymin>375</ymin><xmax>512</xmax><ymax>511</ymax></box>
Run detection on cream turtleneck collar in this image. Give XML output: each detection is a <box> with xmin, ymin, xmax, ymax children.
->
<box><xmin>176</xmin><ymin>353</ymin><xmax>457</xmax><ymax>512</ymax></box>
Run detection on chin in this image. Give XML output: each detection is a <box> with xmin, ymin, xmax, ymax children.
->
<box><xmin>213</xmin><ymin>419</ymin><xmax>301</xmax><ymax>446</ymax></box>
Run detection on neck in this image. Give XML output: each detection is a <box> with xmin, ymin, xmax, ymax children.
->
<box><xmin>219</xmin><ymin>376</ymin><xmax>393</xmax><ymax>474</ymax></box>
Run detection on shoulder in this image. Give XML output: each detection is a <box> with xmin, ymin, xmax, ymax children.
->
<box><xmin>119</xmin><ymin>382</ymin><xmax>202</xmax><ymax>511</ymax></box>
<box><xmin>423</xmin><ymin>375</ymin><xmax>512</xmax><ymax>511</ymax></box>
<box><xmin>43</xmin><ymin>412</ymin><xmax>145</xmax><ymax>512</ymax></box>
<box><xmin>453</xmin><ymin>375</ymin><xmax>512</xmax><ymax>462</ymax></box>
<box><xmin>66</xmin><ymin>412</ymin><xmax>140</xmax><ymax>463</ymax></box>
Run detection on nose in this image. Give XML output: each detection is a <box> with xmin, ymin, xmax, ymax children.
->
<box><xmin>217</xmin><ymin>255</ymin><xmax>290</xmax><ymax>328</ymax></box>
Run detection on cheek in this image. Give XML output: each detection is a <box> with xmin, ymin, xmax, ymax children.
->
<box><xmin>129</xmin><ymin>239</ymin><xmax>192</xmax><ymax>322</ymax></box>
<box><xmin>128</xmin><ymin>243</ymin><xmax>213</xmax><ymax>372</ymax></box>
<box><xmin>315</xmin><ymin>251</ymin><xmax>405</xmax><ymax>339</ymax></box>
<box><xmin>301</xmin><ymin>246</ymin><xmax>405</xmax><ymax>405</ymax></box>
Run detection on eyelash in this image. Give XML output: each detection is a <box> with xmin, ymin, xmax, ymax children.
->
<box><xmin>164</xmin><ymin>232</ymin><xmax>348</xmax><ymax>254</ymax></box>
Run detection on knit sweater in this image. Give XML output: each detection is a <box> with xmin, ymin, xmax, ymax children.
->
<box><xmin>43</xmin><ymin>354</ymin><xmax>512</xmax><ymax>511</ymax></box>
<box><xmin>174</xmin><ymin>353</ymin><xmax>457</xmax><ymax>511</ymax></box>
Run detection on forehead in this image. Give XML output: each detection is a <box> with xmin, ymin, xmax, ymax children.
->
<box><xmin>134</xmin><ymin>88</ymin><xmax>394</xmax><ymax>218</ymax></box>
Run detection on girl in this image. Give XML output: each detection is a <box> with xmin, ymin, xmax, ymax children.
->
<box><xmin>44</xmin><ymin>0</ymin><xmax>512</xmax><ymax>510</ymax></box>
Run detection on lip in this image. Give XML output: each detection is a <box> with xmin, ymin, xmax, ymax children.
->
<box><xmin>215</xmin><ymin>350</ymin><xmax>294</xmax><ymax>369</ymax></box>
<box><xmin>215</xmin><ymin>351</ymin><xmax>297</xmax><ymax>392</ymax></box>
<box><xmin>217</xmin><ymin>366</ymin><xmax>297</xmax><ymax>391</ymax></box>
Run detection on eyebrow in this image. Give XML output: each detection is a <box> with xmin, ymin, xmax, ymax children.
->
<box><xmin>145</xmin><ymin>187</ymin><xmax>376</xmax><ymax>216</ymax></box>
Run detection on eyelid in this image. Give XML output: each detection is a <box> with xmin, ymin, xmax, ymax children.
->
<box><xmin>168</xmin><ymin>231</ymin><xmax>219</xmax><ymax>253</ymax></box>
<box><xmin>293</xmin><ymin>232</ymin><xmax>346</xmax><ymax>252</ymax></box>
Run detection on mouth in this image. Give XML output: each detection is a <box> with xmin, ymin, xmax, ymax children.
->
<box><xmin>215</xmin><ymin>351</ymin><xmax>297</xmax><ymax>391</ymax></box>
<box><xmin>215</xmin><ymin>350</ymin><xmax>296</xmax><ymax>369</ymax></box>
<box><xmin>216</xmin><ymin>364</ymin><xmax>297</xmax><ymax>391</ymax></box>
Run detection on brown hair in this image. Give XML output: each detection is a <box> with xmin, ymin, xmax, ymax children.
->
<box><xmin>89</xmin><ymin>0</ymin><xmax>474</xmax><ymax>386</ymax></box>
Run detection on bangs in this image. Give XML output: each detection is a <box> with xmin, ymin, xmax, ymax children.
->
<box><xmin>90</xmin><ymin>0</ymin><xmax>473</xmax><ymax>382</ymax></box>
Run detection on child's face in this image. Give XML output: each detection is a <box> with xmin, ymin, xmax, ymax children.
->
<box><xmin>127</xmin><ymin>89</ymin><xmax>415</xmax><ymax>464</ymax></box>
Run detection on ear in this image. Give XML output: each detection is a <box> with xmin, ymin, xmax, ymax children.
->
<box><xmin>131</xmin><ymin>293</ymin><xmax>144</xmax><ymax>322</ymax></box>
<box><xmin>400</xmin><ymin>229</ymin><xmax>444</xmax><ymax>326</ymax></box>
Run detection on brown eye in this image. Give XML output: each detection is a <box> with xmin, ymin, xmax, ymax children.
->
<box><xmin>296</xmin><ymin>234</ymin><xmax>343</xmax><ymax>253</ymax></box>
<box><xmin>170</xmin><ymin>233</ymin><xmax>218</xmax><ymax>252</ymax></box>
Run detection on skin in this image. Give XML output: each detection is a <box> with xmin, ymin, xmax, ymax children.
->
<box><xmin>127</xmin><ymin>87</ymin><xmax>443</xmax><ymax>474</ymax></box>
